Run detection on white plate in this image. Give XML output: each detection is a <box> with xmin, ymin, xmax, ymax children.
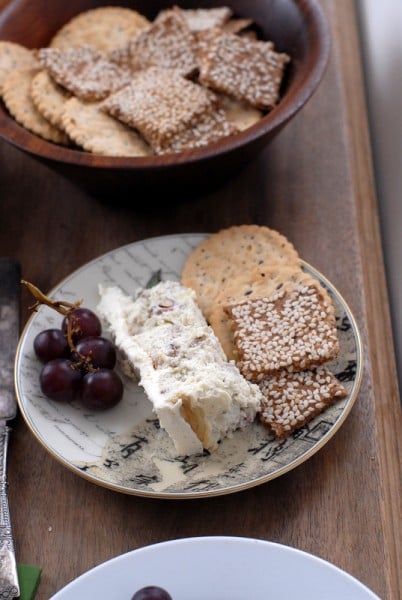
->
<box><xmin>50</xmin><ymin>536</ymin><xmax>379</xmax><ymax>599</ymax></box>
<box><xmin>15</xmin><ymin>234</ymin><xmax>362</xmax><ymax>498</ymax></box>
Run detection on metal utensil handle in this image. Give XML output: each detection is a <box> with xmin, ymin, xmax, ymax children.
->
<box><xmin>0</xmin><ymin>425</ymin><xmax>19</xmax><ymax>599</ymax></box>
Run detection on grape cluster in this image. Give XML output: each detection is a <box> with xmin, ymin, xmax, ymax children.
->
<box><xmin>34</xmin><ymin>307</ymin><xmax>123</xmax><ymax>410</ymax></box>
<box><xmin>131</xmin><ymin>586</ymin><xmax>172</xmax><ymax>600</ymax></box>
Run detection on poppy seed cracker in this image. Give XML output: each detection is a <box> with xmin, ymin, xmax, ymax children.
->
<box><xmin>199</xmin><ymin>32</ymin><xmax>290</xmax><ymax>109</ymax></box>
<box><xmin>258</xmin><ymin>367</ymin><xmax>348</xmax><ymax>439</ymax></box>
<box><xmin>225</xmin><ymin>281</ymin><xmax>340</xmax><ymax>381</ymax></box>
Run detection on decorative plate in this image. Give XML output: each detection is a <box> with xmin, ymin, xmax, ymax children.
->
<box><xmin>15</xmin><ymin>234</ymin><xmax>362</xmax><ymax>498</ymax></box>
<box><xmin>50</xmin><ymin>536</ymin><xmax>379</xmax><ymax>599</ymax></box>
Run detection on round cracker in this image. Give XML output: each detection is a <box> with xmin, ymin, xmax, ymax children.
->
<box><xmin>223</xmin><ymin>18</ymin><xmax>254</xmax><ymax>34</ymax></box>
<box><xmin>49</xmin><ymin>6</ymin><xmax>150</xmax><ymax>53</ymax></box>
<box><xmin>31</xmin><ymin>69</ymin><xmax>71</xmax><ymax>128</ymax></box>
<box><xmin>215</xmin><ymin>265</ymin><xmax>312</xmax><ymax>309</ymax></box>
<box><xmin>61</xmin><ymin>97</ymin><xmax>152</xmax><ymax>157</ymax></box>
<box><xmin>221</xmin><ymin>96</ymin><xmax>263</xmax><ymax>131</ymax></box>
<box><xmin>181</xmin><ymin>225</ymin><xmax>300</xmax><ymax>318</ymax></box>
<box><xmin>0</xmin><ymin>41</ymin><xmax>39</xmax><ymax>95</ymax></box>
<box><xmin>2</xmin><ymin>68</ymin><xmax>69</xmax><ymax>144</ymax></box>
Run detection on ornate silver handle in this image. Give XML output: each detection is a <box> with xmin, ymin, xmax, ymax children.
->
<box><xmin>0</xmin><ymin>425</ymin><xmax>19</xmax><ymax>599</ymax></box>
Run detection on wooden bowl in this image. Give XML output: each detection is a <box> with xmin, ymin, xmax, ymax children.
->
<box><xmin>0</xmin><ymin>0</ymin><xmax>330</xmax><ymax>198</ymax></box>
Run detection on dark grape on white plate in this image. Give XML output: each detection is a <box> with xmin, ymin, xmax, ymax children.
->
<box><xmin>23</xmin><ymin>280</ymin><xmax>123</xmax><ymax>411</ymax></box>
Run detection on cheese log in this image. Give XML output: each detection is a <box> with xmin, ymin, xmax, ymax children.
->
<box><xmin>97</xmin><ymin>281</ymin><xmax>262</xmax><ymax>455</ymax></box>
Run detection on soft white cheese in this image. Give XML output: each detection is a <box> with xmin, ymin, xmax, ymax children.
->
<box><xmin>97</xmin><ymin>281</ymin><xmax>262</xmax><ymax>455</ymax></box>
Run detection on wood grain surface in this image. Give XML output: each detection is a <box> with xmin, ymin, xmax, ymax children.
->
<box><xmin>0</xmin><ymin>1</ymin><xmax>400</xmax><ymax>599</ymax></box>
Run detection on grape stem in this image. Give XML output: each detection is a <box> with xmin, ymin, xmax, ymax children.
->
<box><xmin>21</xmin><ymin>280</ymin><xmax>96</xmax><ymax>371</ymax></box>
<box><xmin>21</xmin><ymin>280</ymin><xmax>82</xmax><ymax>315</ymax></box>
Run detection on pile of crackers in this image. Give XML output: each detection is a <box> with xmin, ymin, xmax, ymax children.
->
<box><xmin>0</xmin><ymin>5</ymin><xmax>290</xmax><ymax>156</ymax></box>
<box><xmin>182</xmin><ymin>225</ymin><xmax>348</xmax><ymax>439</ymax></box>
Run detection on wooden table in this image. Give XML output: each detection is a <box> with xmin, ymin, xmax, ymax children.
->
<box><xmin>1</xmin><ymin>1</ymin><xmax>401</xmax><ymax>598</ymax></box>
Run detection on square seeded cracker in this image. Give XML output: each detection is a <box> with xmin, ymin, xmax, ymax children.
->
<box><xmin>37</xmin><ymin>45</ymin><xmax>132</xmax><ymax>102</ymax></box>
<box><xmin>159</xmin><ymin>107</ymin><xmax>238</xmax><ymax>154</ymax></box>
<box><xmin>209</xmin><ymin>265</ymin><xmax>311</xmax><ymax>361</ymax></box>
<box><xmin>225</xmin><ymin>281</ymin><xmax>340</xmax><ymax>381</ymax></box>
<box><xmin>101</xmin><ymin>67</ymin><xmax>220</xmax><ymax>153</ymax></box>
<box><xmin>110</xmin><ymin>8</ymin><xmax>199</xmax><ymax>79</ymax></box>
<box><xmin>199</xmin><ymin>32</ymin><xmax>290</xmax><ymax>110</ymax></box>
<box><xmin>259</xmin><ymin>367</ymin><xmax>348</xmax><ymax>439</ymax></box>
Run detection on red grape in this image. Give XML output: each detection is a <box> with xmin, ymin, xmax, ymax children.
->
<box><xmin>74</xmin><ymin>336</ymin><xmax>116</xmax><ymax>369</ymax></box>
<box><xmin>62</xmin><ymin>307</ymin><xmax>102</xmax><ymax>342</ymax></box>
<box><xmin>26</xmin><ymin>283</ymin><xmax>125</xmax><ymax>411</ymax></box>
<box><xmin>39</xmin><ymin>359</ymin><xmax>81</xmax><ymax>402</ymax></box>
<box><xmin>131</xmin><ymin>587</ymin><xmax>173</xmax><ymax>600</ymax></box>
<box><xmin>34</xmin><ymin>328</ymin><xmax>70</xmax><ymax>363</ymax></box>
<box><xmin>81</xmin><ymin>369</ymin><xmax>123</xmax><ymax>410</ymax></box>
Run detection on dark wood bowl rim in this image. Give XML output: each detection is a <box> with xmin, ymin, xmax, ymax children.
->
<box><xmin>0</xmin><ymin>0</ymin><xmax>330</xmax><ymax>170</ymax></box>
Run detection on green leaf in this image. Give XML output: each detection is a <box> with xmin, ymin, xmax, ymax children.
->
<box><xmin>145</xmin><ymin>269</ymin><xmax>162</xmax><ymax>288</ymax></box>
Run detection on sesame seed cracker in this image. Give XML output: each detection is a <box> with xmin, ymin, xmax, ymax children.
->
<box><xmin>199</xmin><ymin>32</ymin><xmax>290</xmax><ymax>110</ymax></box>
<box><xmin>209</xmin><ymin>265</ymin><xmax>311</xmax><ymax>360</ymax></box>
<box><xmin>225</xmin><ymin>281</ymin><xmax>340</xmax><ymax>381</ymax></box>
<box><xmin>37</xmin><ymin>45</ymin><xmax>132</xmax><ymax>102</ymax></box>
<box><xmin>101</xmin><ymin>67</ymin><xmax>220</xmax><ymax>154</ymax></box>
<box><xmin>258</xmin><ymin>367</ymin><xmax>348</xmax><ymax>439</ymax></box>
<box><xmin>157</xmin><ymin>106</ymin><xmax>237</xmax><ymax>154</ymax></box>
<box><xmin>110</xmin><ymin>8</ymin><xmax>199</xmax><ymax>79</ymax></box>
